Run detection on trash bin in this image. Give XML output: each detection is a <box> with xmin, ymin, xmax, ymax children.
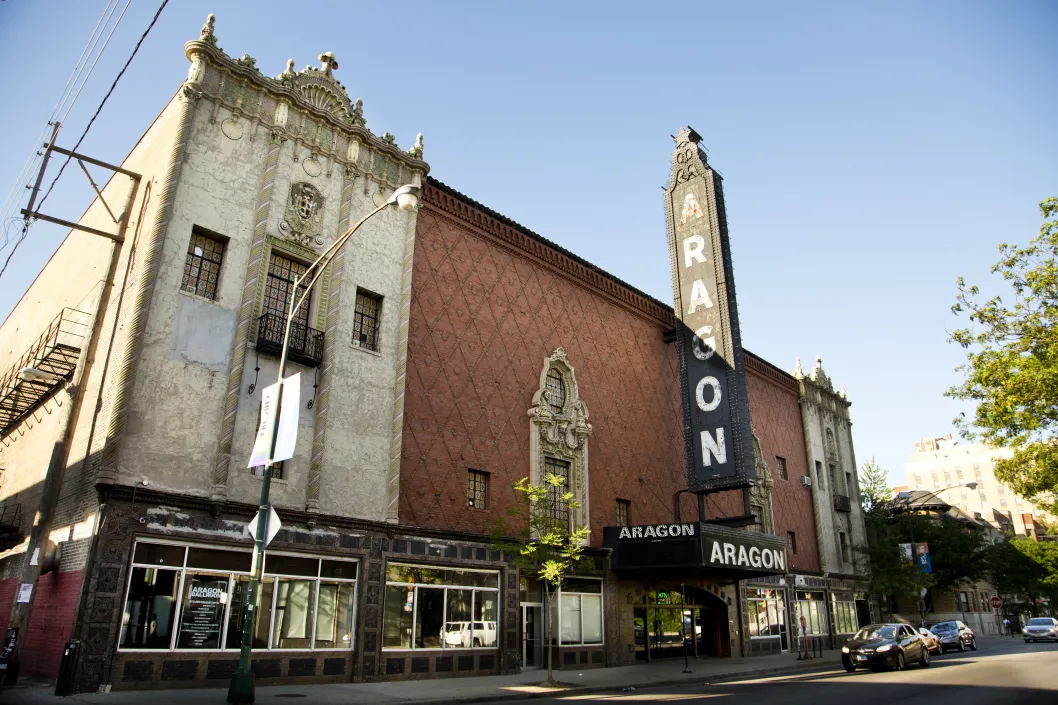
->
<box><xmin>54</xmin><ymin>640</ymin><xmax>80</xmax><ymax>696</ymax></box>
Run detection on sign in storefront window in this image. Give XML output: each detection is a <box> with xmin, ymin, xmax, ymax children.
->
<box><xmin>382</xmin><ymin>563</ymin><xmax>500</xmax><ymax>650</ymax></box>
<box><xmin>793</xmin><ymin>590</ymin><xmax>828</xmax><ymax>636</ymax></box>
<box><xmin>119</xmin><ymin>541</ymin><xmax>357</xmax><ymax>652</ymax></box>
<box><xmin>548</xmin><ymin>578</ymin><xmax>604</xmax><ymax>646</ymax></box>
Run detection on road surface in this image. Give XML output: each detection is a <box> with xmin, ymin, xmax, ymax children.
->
<box><xmin>497</xmin><ymin>638</ymin><xmax>1057</xmax><ymax>704</ymax></box>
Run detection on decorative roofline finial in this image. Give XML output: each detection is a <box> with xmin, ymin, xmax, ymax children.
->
<box><xmin>409</xmin><ymin>133</ymin><xmax>424</xmax><ymax>158</ymax></box>
<box><xmin>319</xmin><ymin>52</ymin><xmax>338</xmax><ymax>77</ymax></box>
<box><xmin>200</xmin><ymin>13</ymin><xmax>217</xmax><ymax>46</ymax></box>
<box><xmin>278</xmin><ymin>58</ymin><xmax>296</xmax><ymax>82</ymax></box>
<box><xmin>839</xmin><ymin>384</ymin><xmax>847</xmax><ymax>399</ymax></box>
<box><xmin>793</xmin><ymin>357</ymin><xmax>804</xmax><ymax>379</ymax></box>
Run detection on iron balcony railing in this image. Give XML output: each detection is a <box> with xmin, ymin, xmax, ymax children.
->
<box><xmin>256</xmin><ymin>313</ymin><xmax>324</xmax><ymax>368</ymax></box>
<box><xmin>833</xmin><ymin>494</ymin><xmax>852</xmax><ymax>513</ymax></box>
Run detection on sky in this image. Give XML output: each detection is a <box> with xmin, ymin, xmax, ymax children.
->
<box><xmin>0</xmin><ymin>1</ymin><xmax>1055</xmax><ymax>485</ymax></box>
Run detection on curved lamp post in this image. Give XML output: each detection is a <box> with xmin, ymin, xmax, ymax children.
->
<box><xmin>228</xmin><ymin>184</ymin><xmax>420</xmax><ymax>704</ymax></box>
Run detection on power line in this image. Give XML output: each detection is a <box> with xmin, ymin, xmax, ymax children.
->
<box><xmin>0</xmin><ymin>0</ymin><xmax>123</xmax><ymax>252</ymax></box>
<box><xmin>0</xmin><ymin>0</ymin><xmax>169</xmax><ymax>281</ymax></box>
<box><xmin>33</xmin><ymin>0</ymin><xmax>170</xmax><ymax>220</ymax></box>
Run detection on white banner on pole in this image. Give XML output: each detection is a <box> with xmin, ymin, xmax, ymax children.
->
<box><xmin>248</xmin><ymin>381</ymin><xmax>281</xmax><ymax>468</ymax></box>
<box><xmin>272</xmin><ymin>373</ymin><xmax>300</xmax><ymax>463</ymax></box>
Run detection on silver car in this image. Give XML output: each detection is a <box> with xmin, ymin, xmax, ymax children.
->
<box><xmin>1023</xmin><ymin>617</ymin><xmax>1058</xmax><ymax>643</ymax></box>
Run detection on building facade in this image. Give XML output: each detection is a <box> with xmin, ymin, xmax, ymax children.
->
<box><xmin>905</xmin><ymin>436</ymin><xmax>1054</xmax><ymax>538</ymax></box>
<box><xmin>0</xmin><ymin>15</ymin><xmax>869</xmax><ymax>693</ymax></box>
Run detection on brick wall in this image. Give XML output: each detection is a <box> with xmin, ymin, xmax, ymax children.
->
<box><xmin>401</xmin><ymin>182</ymin><xmax>799</xmax><ymax>546</ymax></box>
<box><xmin>0</xmin><ymin>568</ymin><xmax>83</xmax><ymax>678</ymax></box>
<box><xmin>745</xmin><ymin>354</ymin><xmax>820</xmax><ymax>574</ymax></box>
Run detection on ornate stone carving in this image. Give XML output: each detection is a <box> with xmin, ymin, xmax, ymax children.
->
<box><xmin>280</xmin><ymin>182</ymin><xmax>325</xmax><ymax>247</ymax></box>
<box><xmin>748</xmin><ymin>430</ymin><xmax>775</xmax><ymax>534</ymax></box>
<box><xmin>408</xmin><ymin>133</ymin><xmax>424</xmax><ymax>158</ymax></box>
<box><xmin>200</xmin><ymin>13</ymin><xmax>217</xmax><ymax>47</ymax></box>
<box><xmin>528</xmin><ymin>348</ymin><xmax>592</xmax><ymax>537</ymax></box>
<box><xmin>238</xmin><ymin>54</ymin><xmax>257</xmax><ymax>71</ymax></box>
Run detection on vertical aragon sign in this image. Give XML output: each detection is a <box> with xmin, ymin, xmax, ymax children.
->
<box><xmin>664</xmin><ymin>127</ymin><xmax>756</xmax><ymax>493</ymax></box>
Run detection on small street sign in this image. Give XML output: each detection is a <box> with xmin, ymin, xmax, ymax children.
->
<box><xmin>990</xmin><ymin>596</ymin><xmax>1002</xmax><ymax>609</ymax></box>
<box><xmin>248</xmin><ymin>505</ymin><xmax>282</xmax><ymax>548</ymax></box>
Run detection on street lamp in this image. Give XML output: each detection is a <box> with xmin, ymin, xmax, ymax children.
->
<box><xmin>228</xmin><ymin>183</ymin><xmax>420</xmax><ymax>705</ymax></box>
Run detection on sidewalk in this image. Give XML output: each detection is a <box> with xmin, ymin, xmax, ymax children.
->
<box><xmin>0</xmin><ymin>650</ymin><xmax>841</xmax><ymax>705</ymax></box>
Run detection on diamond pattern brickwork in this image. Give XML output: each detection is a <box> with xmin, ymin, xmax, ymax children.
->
<box><xmin>403</xmin><ymin>184</ymin><xmax>817</xmax><ymax>556</ymax></box>
<box><xmin>402</xmin><ymin>204</ymin><xmax>693</xmax><ymax>545</ymax></box>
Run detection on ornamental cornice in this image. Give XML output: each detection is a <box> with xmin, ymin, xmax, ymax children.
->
<box><xmin>183</xmin><ymin>20</ymin><xmax>428</xmax><ymax>177</ymax></box>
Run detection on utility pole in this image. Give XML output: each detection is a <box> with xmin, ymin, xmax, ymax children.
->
<box><xmin>4</xmin><ymin>128</ymin><xmax>140</xmax><ymax>682</ymax></box>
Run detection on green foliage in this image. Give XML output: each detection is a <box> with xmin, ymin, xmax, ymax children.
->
<box><xmin>984</xmin><ymin>537</ymin><xmax>1058</xmax><ymax>616</ymax></box>
<box><xmin>948</xmin><ymin>198</ymin><xmax>1058</xmax><ymax>514</ymax></box>
<box><xmin>490</xmin><ymin>473</ymin><xmax>590</xmax><ymax>684</ymax></box>
<box><xmin>859</xmin><ymin>457</ymin><xmax>892</xmax><ymax>515</ymax></box>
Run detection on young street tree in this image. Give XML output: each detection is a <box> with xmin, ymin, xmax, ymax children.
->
<box><xmin>948</xmin><ymin>197</ymin><xmax>1058</xmax><ymax>514</ymax></box>
<box><xmin>492</xmin><ymin>473</ymin><xmax>590</xmax><ymax>687</ymax></box>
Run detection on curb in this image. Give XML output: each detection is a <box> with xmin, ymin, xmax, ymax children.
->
<box><xmin>403</xmin><ymin>659</ymin><xmax>841</xmax><ymax>705</ymax></box>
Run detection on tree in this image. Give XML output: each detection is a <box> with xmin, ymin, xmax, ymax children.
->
<box><xmin>948</xmin><ymin>197</ymin><xmax>1058</xmax><ymax>514</ymax></box>
<box><xmin>859</xmin><ymin>457</ymin><xmax>892</xmax><ymax>515</ymax></box>
<box><xmin>983</xmin><ymin>538</ymin><xmax>1058</xmax><ymax>617</ymax></box>
<box><xmin>492</xmin><ymin>473</ymin><xmax>591</xmax><ymax>686</ymax></box>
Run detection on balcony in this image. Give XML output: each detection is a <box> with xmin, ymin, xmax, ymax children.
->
<box><xmin>0</xmin><ymin>307</ymin><xmax>89</xmax><ymax>435</ymax></box>
<box><xmin>256</xmin><ymin>313</ymin><xmax>324</xmax><ymax>368</ymax></box>
<box><xmin>833</xmin><ymin>494</ymin><xmax>852</xmax><ymax>513</ymax></box>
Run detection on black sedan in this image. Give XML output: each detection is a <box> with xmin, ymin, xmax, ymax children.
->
<box><xmin>841</xmin><ymin>623</ymin><xmax>931</xmax><ymax>672</ymax></box>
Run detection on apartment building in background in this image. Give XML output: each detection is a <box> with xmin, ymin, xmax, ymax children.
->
<box><xmin>905</xmin><ymin>435</ymin><xmax>1053</xmax><ymax>538</ymax></box>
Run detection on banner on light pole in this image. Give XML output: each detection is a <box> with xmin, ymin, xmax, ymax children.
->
<box><xmin>247</xmin><ymin>373</ymin><xmax>301</xmax><ymax>468</ymax></box>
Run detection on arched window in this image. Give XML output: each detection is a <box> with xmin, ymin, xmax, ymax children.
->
<box><xmin>545</xmin><ymin>368</ymin><xmax>566</xmax><ymax>413</ymax></box>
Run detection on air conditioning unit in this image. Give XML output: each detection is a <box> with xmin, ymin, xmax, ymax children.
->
<box><xmin>800</xmin><ymin>476</ymin><xmax>813</xmax><ymax>488</ymax></box>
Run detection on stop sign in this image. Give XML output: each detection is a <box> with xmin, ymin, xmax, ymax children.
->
<box><xmin>990</xmin><ymin>596</ymin><xmax>1002</xmax><ymax>609</ymax></box>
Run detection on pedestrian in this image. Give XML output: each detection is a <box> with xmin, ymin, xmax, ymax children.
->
<box><xmin>1003</xmin><ymin>617</ymin><xmax>1012</xmax><ymax>637</ymax></box>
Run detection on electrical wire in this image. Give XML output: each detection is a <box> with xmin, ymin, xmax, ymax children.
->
<box><xmin>0</xmin><ymin>0</ymin><xmax>122</xmax><ymax>254</ymax></box>
<box><xmin>0</xmin><ymin>0</ymin><xmax>169</xmax><ymax>280</ymax></box>
<box><xmin>31</xmin><ymin>0</ymin><xmax>171</xmax><ymax>224</ymax></box>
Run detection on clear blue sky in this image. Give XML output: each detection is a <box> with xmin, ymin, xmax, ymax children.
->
<box><xmin>0</xmin><ymin>1</ymin><xmax>1054</xmax><ymax>484</ymax></box>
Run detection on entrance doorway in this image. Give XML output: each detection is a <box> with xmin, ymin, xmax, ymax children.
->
<box><xmin>520</xmin><ymin>603</ymin><xmax>544</xmax><ymax>669</ymax></box>
<box><xmin>634</xmin><ymin>587</ymin><xmax>730</xmax><ymax>661</ymax></box>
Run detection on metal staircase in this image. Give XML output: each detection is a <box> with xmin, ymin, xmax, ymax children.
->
<box><xmin>0</xmin><ymin>307</ymin><xmax>90</xmax><ymax>436</ymax></box>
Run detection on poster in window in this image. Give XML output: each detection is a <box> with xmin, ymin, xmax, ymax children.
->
<box><xmin>178</xmin><ymin>577</ymin><xmax>228</xmax><ymax>648</ymax></box>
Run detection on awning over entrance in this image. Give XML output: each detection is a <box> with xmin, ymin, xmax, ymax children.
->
<box><xmin>603</xmin><ymin>521</ymin><xmax>788</xmax><ymax>581</ymax></box>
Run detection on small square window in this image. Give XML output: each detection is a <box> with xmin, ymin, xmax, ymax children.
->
<box><xmin>181</xmin><ymin>229</ymin><xmax>225</xmax><ymax>300</ymax></box>
<box><xmin>776</xmin><ymin>456</ymin><xmax>788</xmax><ymax>481</ymax></box>
<box><xmin>616</xmin><ymin>499</ymin><xmax>630</xmax><ymax>527</ymax></box>
<box><xmin>786</xmin><ymin>531</ymin><xmax>797</xmax><ymax>554</ymax></box>
<box><xmin>353</xmin><ymin>289</ymin><xmax>382</xmax><ymax>352</ymax></box>
<box><xmin>1000</xmin><ymin>498</ymin><xmax>1008</xmax><ymax>508</ymax></box>
<box><xmin>468</xmin><ymin>469</ymin><xmax>488</xmax><ymax>510</ymax></box>
<box><xmin>251</xmin><ymin>461</ymin><xmax>284</xmax><ymax>480</ymax></box>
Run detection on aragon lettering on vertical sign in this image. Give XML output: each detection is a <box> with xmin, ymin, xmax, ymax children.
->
<box><xmin>663</xmin><ymin>127</ymin><xmax>756</xmax><ymax>493</ymax></box>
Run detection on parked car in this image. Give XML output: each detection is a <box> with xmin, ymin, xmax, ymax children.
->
<box><xmin>1023</xmin><ymin>617</ymin><xmax>1058</xmax><ymax>643</ymax></box>
<box><xmin>917</xmin><ymin>627</ymin><xmax>942</xmax><ymax>654</ymax></box>
<box><xmin>928</xmin><ymin>620</ymin><xmax>977</xmax><ymax>652</ymax></box>
<box><xmin>841</xmin><ymin>623</ymin><xmax>931</xmax><ymax>672</ymax></box>
<box><xmin>442</xmin><ymin>621</ymin><xmax>497</xmax><ymax>648</ymax></box>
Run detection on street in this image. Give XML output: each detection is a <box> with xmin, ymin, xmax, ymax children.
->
<box><xmin>496</xmin><ymin>639</ymin><xmax>1058</xmax><ymax>704</ymax></box>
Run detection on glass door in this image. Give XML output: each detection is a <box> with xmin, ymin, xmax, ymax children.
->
<box><xmin>521</xmin><ymin>603</ymin><xmax>543</xmax><ymax>669</ymax></box>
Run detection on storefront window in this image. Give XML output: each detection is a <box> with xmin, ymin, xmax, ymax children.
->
<box><xmin>119</xmin><ymin>540</ymin><xmax>356</xmax><ymax>652</ymax></box>
<box><xmin>383</xmin><ymin>563</ymin><xmax>499</xmax><ymax>650</ymax></box>
<box><xmin>549</xmin><ymin>578</ymin><xmax>604</xmax><ymax>645</ymax></box>
<box><xmin>793</xmin><ymin>591</ymin><xmax>828</xmax><ymax>636</ymax></box>
<box><xmin>831</xmin><ymin>592</ymin><xmax>858</xmax><ymax>634</ymax></box>
<box><xmin>746</xmin><ymin>588</ymin><xmax>786</xmax><ymax>640</ymax></box>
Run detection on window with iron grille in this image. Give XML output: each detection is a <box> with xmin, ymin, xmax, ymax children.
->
<box><xmin>544</xmin><ymin>457</ymin><xmax>570</xmax><ymax>525</ymax></box>
<box><xmin>616</xmin><ymin>499</ymin><xmax>630</xmax><ymax>527</ymax></box>
<box><xmin>181</xmin><ymin>230</ymin><xmax>225</xmax><ymax>300</ymax></box>
<box><xmin>251</xmin><ymin>461</ymin><xmax>284</xmax><ymax>480</ymax></box>
<box><xmin>264</xmin><ymin>252</ymin><xmax>311</xmax><ymax>328</ymax></box>
<box><xmin>776</xmin><ymin>456</ymin><xmax>788</xmax><ymax>480</ymax></box>
<box><xmin>353</xmin><ymin>289</ymin><xmax>382</xmax><ymax>351</ymax></box>
<box><xmin>468</xmin><ymin>469</ymin><xmax>488</xmax><ymax>510</ymax></box>
<box><xmin>787</xmin><ymin>531</ymin><xmax>797</xmax><ymax>554</ymax></box>
<box><xmin>545</xmin><ymin>368</ymin><xmax>565</xmax><ymax>413</ymax></box>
